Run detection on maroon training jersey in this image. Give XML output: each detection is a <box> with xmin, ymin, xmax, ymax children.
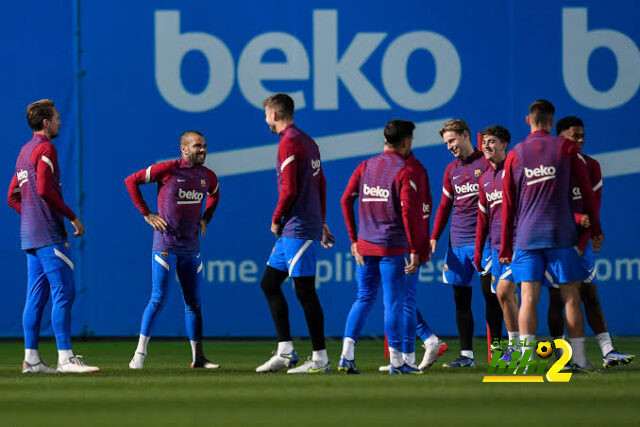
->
<box><xmin>341</xmin><ymin>151</ymin><xmax>420</xmax><ymax>256</ymax></box>
<box><xmin>475</xmin><ymin>160</ymin><xmax>505</xmax><ymax>261</ymax></box>
<box><xmin>405</xmin><ymin>153</ymin><xmax>432</xmax><ymax>263</ymax></box>
<box><xmin>431</xmin><ymin>151</ymin><xmax>490</xmax><ymax>247</ymax></box>
<box><xmin>272</xmin><ymin>124</ymin><xmax>325</xmax><ymax>241</ymax></box>
<box><xmin>500</xmin><ymin>130</ymin><xmax>602</xmax><ymax>258</ymax></box>
<box><xmin>571</xmin><ymin>153</ymin><xmax>602</xmax><ymax>250</ymax></box>
<box><xmin>9</xmin><ymin>134</ymin><xmax>76</xmax><ymax>250</ymax></box>
<box><xmin>125</xmin><ymin>158</ymin><xmax>219</xmax><ymax>253</ymax></box>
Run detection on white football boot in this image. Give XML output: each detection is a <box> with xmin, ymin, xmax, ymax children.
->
<box><xmin>191</xmin><ymin>358</ymin><xmax>221</xmax><ymax>369</ymax></box>
<box><xmin>22</xmin><ymin>359</ymin><xmax>58</xmax><ymax>374</ymax></box>
<box><xmin>256</xmin><ymin>350</ymin><xmax>299</xmax><ymax>373</ymax></box>
<box><xmin>286</xmin><ymin>357</ymin><xmax>331</xmax><ymax>374</ymax></box>
<box><xmin>129</xmin><ymin>352</ymin><xmax>146</xmax><ymax>370</ymax></box>
<box><xmin>57</xmin><ymin>355</ymin><xmax>100</xmax><ymax>373</ymax></box>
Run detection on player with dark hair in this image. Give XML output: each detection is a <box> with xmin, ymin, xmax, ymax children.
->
<box><xmin>7</xmin><ymin>99</ymin><xmax>99</xmax><ymax>373</ymax></box>
<box><xmin>125</xmin><ymin>130</ymin><xmax>220</xmax><ymax>369</ymax></box>
<box><xmin>339</xmin><ymin>119</ymin><xmax>422</xmax><ymax>374</ymax></box>
<box><xmin>431</xmin><ymin>119</ymin><xmax>503</xmax><ymax>368</ymax></box>
<box><xmin>500</xmin><ymin>100</ymin><xmax>604</xmax><ymax>373</ymax></box>
<box><xmin>474</xmin><ymin>126</ymin><xmax>522</xmax><ymax>360</ymax></box>
<box><xmin>546</xmin><ymin>116</ymin><xmax>634</xmax><ymax>369</ymax></box>
<box><xmin>256</xmin><ymin>93</ymin><xmax>335</xmax><ymax>374</ymax></box>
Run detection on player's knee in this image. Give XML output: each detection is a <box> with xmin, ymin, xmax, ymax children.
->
<box><xmin>497</xmin><ymin>288</ymin><xmax>510</xmax><ymax>305</ymax></box>
<box><xmin>149</xmin><ymin>297</ymin><xmax>165</xmax><ymax>311</ymax></box>
<box><xmin>185</xmin><ymin>303</ymin><xmax>201</xmax><ymax>315</ymax></box>
<box><xmin>294</xmin><ymin>282</ymin><xmax>316</xmax><ymax>303</ymax></box>
<box><xmin>260</xmin><ymin>266</ymin><xmax>288</xmax><ymax>295</ymax></box>
<box><xmin>453</xmin><ymin>286</ymin><xmax>472</xmax><ymax>305</ymax></box>
<box><xmin>580</xmin><ymin>283</ymin><xmax>600</xmax><ymax>307</ymax></box>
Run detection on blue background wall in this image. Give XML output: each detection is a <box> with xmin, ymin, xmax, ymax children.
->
<box><xmin>1</xmin><ymin>1</ymin><xmax>638</xmax><ymax>338</ymax></box>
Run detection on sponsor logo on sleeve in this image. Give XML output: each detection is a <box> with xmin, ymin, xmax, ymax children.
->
<box><xmin>311</xmin><ymin>158</ymin><xmax>321</xmax><ymax>176</ymax></box>
<box><xmin>17</xmin><ymin>170</ymin><xmax>29</xmax><ymax>186</ymax></box>
<box><xmin>572</xmin><ymin>186</ymin><xmax>582</xmax><ymax>200</ymax></box>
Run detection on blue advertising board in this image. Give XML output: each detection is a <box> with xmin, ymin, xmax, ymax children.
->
<box><xmin>1</xmin><ymin>0</ymin><xmax>639</xmax><ymax>338</ymax></box>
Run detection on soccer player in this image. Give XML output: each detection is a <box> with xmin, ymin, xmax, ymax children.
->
<box><xmin>404</xmin><ymin>152</ymin><xmax>448</xmax><ymax>369</ymax></box>
<box><xmin>256</xmin><ymin>93</ymin><xmax>334</xmax><ymax>374</ymax></box>
<box><xmin>431</xmin><ymin>119</ymin><xmax>503</xmax><ymax>368</ymax></box>
<box><xmin>500</xmin><ymin>100</ymin><xmax>604</xmax><ymax>373</ymax></box>
<box><xmin>377</xmin><ymin>148</ymin><xmax>448</xmax><ymax>373</ymax></box>
<box><xmin>547</xmin><ymin>116</ymin><xmax>634</xmax><ymax>369</ymax></box>
<box><xmin>339</xmin><ymin>119</ymin><xmax>421</xmax><ymax>374</ymax></box>
<box><xmin>125</xmin><ymin>131</ymin><xmax>220</xmax><ymax>370</ymax></box>
<box><xmin>474</xmin><ymin>126</ymin><xmax>521</xmax><ymax>360</ymax></box>
<box><xmin>7</xmin><ymin>99</ymin><xmax>99</xmax><ymax>373</ymax></box>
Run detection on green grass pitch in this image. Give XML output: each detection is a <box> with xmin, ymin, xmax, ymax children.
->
<box><xmin>0</xmin><ymin>338</ymin><xmax>638</xmax><ymax>426</ymax></box>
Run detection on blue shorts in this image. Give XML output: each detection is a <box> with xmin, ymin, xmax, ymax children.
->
<box><xmin>511</xmin><ymin>247</ymin><xmax>583</xmax><ymax>285</ymax></box>
<box><xmin>267</xmin><ymin>237</ymin><xmax>319</xmax><ymax>277</ymax></box>
<box><xmin>443</xmin><ymin>245</ymin><xmax>491</xmax><ymax>287</ymax></box>
<box><xmin>581</xmin><ymin>245</ymin><xmax>596</xmax><ymax>283</ymax></box>
<box><xmin>491</xmin><ymin>249</ymin><xmax>514</xmax><ymax>285</ymax></box>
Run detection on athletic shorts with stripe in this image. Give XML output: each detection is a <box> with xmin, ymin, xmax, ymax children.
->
<box><xmin>443</xmin><ymin>245</ymin><xmax>491</xmax><ymax>287</ymax></box>
<box><xmin>490</xmin><ymin>249</ymin><xmax>558</xmax><ymax>290</ymax></box>
<box><xmin>267</xmin><ymin>237</ymin><xmax>320</xmax><ymax>277</ymax></box>
<box><xmin>510</xmin><ymin>247</ymin><xmax>583</xmax><ymax>285</ymax></box>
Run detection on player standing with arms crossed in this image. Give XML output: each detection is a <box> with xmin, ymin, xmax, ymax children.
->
<box><xmin>500</xmin><ymin>100</ymin><xmax>604</xmax><ymax>372</ymax></box>
<box><xmin>7</xmin><ymin>99</ymin><xmax>99</xmax><ymax>373</ymax></box>
<box><xmin>125</xmin><ymin>131</ymin><xmax>220</xmax><ymax>370</ymax></box>
<box><xmin>339</xmin><ymin>119</ymin><xmax>422</xmax><ymax>374</ymax></box>
<box><xmin>431</xmin><ymin>120</ymin><xmax>503</xmax><ymax>368</ymax></box>
<box><xmin>256</xmin><ymin>93</ymin><xmax>335</xmax><ymax>374</ymax></box>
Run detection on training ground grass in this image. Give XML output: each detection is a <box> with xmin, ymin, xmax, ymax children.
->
<box><xmin>0</xmin><ymin>338</ymin><xmax>638</xmax><ymax>426</ymax></box>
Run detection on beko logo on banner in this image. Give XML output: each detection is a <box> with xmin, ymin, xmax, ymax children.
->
<box><xmin>155</xmin><ymin>8</ymin><xmax>640</xmax><ymax>113</ymax></box>
<box><xmin>155</xmin><ymin>10</ymin><xmax>461</xmax><ymax>112</ymax></box>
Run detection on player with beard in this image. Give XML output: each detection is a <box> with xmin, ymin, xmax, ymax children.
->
<box><xmin>125</xmin><ymin>131</ymin><xmax>220</xmax><ymax>370</ymax></box>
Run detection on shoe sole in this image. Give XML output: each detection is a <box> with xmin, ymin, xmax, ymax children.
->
<box><xmin>603</xmin><ymin>355</ymin><xmax>635</xmax><ymax>369</ymax></box>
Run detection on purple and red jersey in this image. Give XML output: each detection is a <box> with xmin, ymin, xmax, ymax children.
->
<box><xmin>341</xmin><ymin>151</ymin><xmax>420</xmax><ymax>257</ymax></box>
<box><xmin>7</xmin><ymin>134</ymin><xmax>76</xmax><ymax>250</ymax></box>
<box><xmin>474</xmin><ymin>160</ymin><xmax>504</xmax><ymax>266</ymax></box>
<box><xmin>431</xmin><ymin>150</ymin><xmax>490</xmax><ymax>247</ymax></box>
<box><xmin>125</xmin><ymin>158</ymin><xmax>219</xmax><ymax>253</ymax></box>
<box><xmin>272</xmin><ymin>124</ymin><xmax>325</xmax><ymax>241</ymax></box>
<box><xmin>571</xmin><ymin>153</ymin><xmax>602</xmax><ymax>251</ymax></box>
<box><xmin>405</xmin><ymin>153</ymin><xmax>432</xmax><ymax>263</ymax></box>
<box><xmin>500</xmin><ymin>130</ymin><xmax>602</xmax><ymax>259</ymax></box>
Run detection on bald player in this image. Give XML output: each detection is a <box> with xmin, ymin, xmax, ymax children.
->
<box><xmin>125</xmin><ymin>131</ymin><xmax>220</xmax><ymax>370</ymax></box>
